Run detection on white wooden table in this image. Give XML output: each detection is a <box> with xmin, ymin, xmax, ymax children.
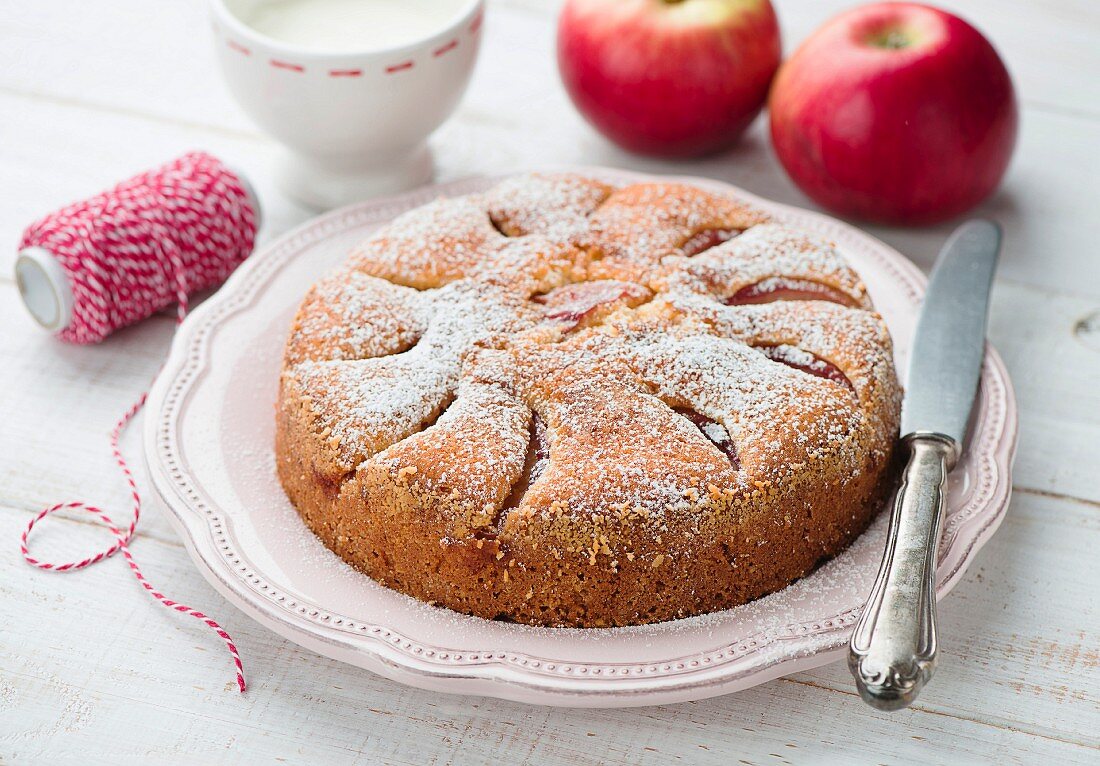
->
<box><xmin>2</xmin><ymin>1</ymin><xmax>1098</xmax><ymax>763</ymax></box>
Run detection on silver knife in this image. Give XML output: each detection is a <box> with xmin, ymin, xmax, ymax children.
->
<box><xmin>848</xmin><ymin>219</ymin><xmax>1002</xmax><ymax>710</ymax></box>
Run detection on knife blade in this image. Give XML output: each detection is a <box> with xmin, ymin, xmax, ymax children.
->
<box><xmin>901</xmin><ymin>220</ymin><xmax>1002</xmax><ymax>442</ymax></box>
<box><xmin>848</xmin><ymin>219</ymin><xmax>1002</xmax><ymax>711</ymax></box>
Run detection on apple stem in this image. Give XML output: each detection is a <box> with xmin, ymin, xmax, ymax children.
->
<box><xmin>868</xmin><ymin>29</ymin><xmax>913</xmax><ymax>49</ymax></box>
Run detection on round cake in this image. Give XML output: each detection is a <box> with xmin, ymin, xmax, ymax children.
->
<box><xmin>276</xmin><ymin>173</ymin><xmax>902</xmax><ymax>628</ymax></box>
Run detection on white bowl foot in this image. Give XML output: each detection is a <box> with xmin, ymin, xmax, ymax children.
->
<box><xmin>276</xmin><ymin>146</ymin><xmax>434</xmax><ymax>210</ymax></box>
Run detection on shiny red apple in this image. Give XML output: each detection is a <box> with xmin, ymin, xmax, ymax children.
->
<box><xmin>557</xmin><ymin>0</ymin><xmax>781</xmax><ymax>158</ymax></box>
<box><xmin>769</xmin><ymin>3</ymin><xmax>1018</xmax><ymax>225</ymax></box>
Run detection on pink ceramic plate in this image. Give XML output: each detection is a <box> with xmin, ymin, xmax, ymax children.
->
<box><xmin>144</xmin><ymin>169</ymin><xmax>1017</xmax><ymax>707</ymax></box>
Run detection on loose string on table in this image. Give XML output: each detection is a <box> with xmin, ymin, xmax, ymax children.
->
<box><xmin>18</xmin><ymin>151</ymin><xmax>259</xmax><ymax>693</ymax></box>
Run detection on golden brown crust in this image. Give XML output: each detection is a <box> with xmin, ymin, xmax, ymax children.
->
<box><xmin>275</xmin><ymin>173</ymin><xmax>902</xmax><ymax>627</ymax></box>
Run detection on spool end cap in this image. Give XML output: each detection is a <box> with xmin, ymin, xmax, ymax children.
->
<box><xmin>16</xmin><ymin>247</ymin><xmax>73</xmax><ymax>332</ymax></box>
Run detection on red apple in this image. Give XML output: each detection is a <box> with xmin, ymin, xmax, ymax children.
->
<box><xmin>557</xmin><ymin>0</ymin><xmax>781</xmax><ymax>158</ymax></box>
<box><xmin>769</xmin><ymin>3</ymin><xmax>1018</xmax><ymax>225</ymax></box>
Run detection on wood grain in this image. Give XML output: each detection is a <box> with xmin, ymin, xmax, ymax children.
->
<box><xmin>3</xmin><ymin>491</ymin><xmax>1096</xmax><ymax>764</ymax></box>
<box><xmin>2</xmin><ymin>0</ymin><xmax>1099</xmax><ymax>762</ymax></box>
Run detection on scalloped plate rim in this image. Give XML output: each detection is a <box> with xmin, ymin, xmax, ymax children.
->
<box><xmin>144</xmin><ymin>167</ymin><xmax>1018</xmax><ymax>707</ymax></box>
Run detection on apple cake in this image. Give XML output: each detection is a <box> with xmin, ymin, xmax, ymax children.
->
<box><xmin>276</xmin><ymin>173</ymin><xmax>902</xmax><ymax>627</ymax></box>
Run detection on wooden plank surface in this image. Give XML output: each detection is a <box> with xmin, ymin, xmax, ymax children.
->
<box><xmin>2</xmin><ymin>0</ymin><xmax>1099</xmax><ymax>763</ymax></box>
<box><xmin>2</xmin><ymin>491</ymin><xmax>1097</xmax><ymax>765</ymax></box>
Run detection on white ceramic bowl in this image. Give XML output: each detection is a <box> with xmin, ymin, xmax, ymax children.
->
<box><xmin>209</xmin><ymin>0</ymin><xmax>485</xmax><ymax>208</ymax></box>
<box><xmin>144</xmin><ymin>170</ymin><xmax>1017</xmax><ymax>707</ymax></box>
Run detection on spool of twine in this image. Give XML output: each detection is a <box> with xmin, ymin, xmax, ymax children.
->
<box><xmin>15</xmin><ymin>151</ymin><xmax>263</xmax><ymax>693</ymax></box>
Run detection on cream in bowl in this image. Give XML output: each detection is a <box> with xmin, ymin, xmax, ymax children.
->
<box><xmin>210</xmin><ymin>0</ymin><xmax>484</xmax><ymax>209</ymax></box>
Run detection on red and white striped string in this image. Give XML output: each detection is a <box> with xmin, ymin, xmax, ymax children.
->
<box><xmin>18</xmin><ymin>151</ymin><xmax>259</xmax><ymax>693</ymax></box>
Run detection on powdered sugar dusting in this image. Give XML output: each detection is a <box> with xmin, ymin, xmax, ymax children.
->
<box><xmin>484</xmin><ymin>172</ymin><xmax>610</xmax><ymax>241</ymax></box>
<box><xmin>581</xmin><ymin>182</ymin><xmax>769</xmax><ymax>278</ymax></box>
<box><xmin>659</xmin><ymin>223</ymin><xmax>869</xmax><ymax>307</ymax></box>
<box><xmin>279</xmin><ymin>172</ymin><xmax>902</xmax><ymax>621</ymax></box>
<box><xmin>286</xmin><ymin>270</ymin><xmax>428</xmax><ymax>364</ymax></box>
<box><xmin>286</xmin><ymin>280</ymin><xmax>538</xmax><ymax>465</ymax></box>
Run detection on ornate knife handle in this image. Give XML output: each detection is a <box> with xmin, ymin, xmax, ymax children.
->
<box><xmin>849</xmin><ymin>432</ymin><xmax>958</xmax><ymax>710</ymax></box>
